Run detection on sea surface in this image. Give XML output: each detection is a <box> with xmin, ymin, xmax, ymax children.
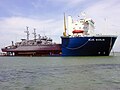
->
<box><xmin>0</xmin><ymin>53</ymin><xmax>120</xmax><ymax>90</ymax></box>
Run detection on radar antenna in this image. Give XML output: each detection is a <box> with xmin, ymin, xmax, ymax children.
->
<box><xmin>38</xmin><ymin>34</ymin><xmax>41</xmax><ymax>39</ymax></box>
<box><xmin>32</xmin><ymin>28</ymin><xmax>37</xmax><ymax>40</ymax></box>
<box><xmin>24</xmin><ymin>26</ymin><xmax>30</xmax><ymax>40</ymax></box>
<box><xmin>81</xmin><ymin>12</ymin><xmax>87</xmax><ymax>19</ymax></box>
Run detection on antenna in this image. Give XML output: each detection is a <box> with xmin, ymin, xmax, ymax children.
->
<box><xmin>11</xmin><ymin>41</ymin><xmax>14</xmax><ymax>46</ymax></box>
<box><xmin>24</xmin><ymin>26</ymin><xmax>30</xmax><ymax>40</ymax></box>
<box><xmin>81</xmin><ymin>12</ymin><xmax>87</xmax><ymax>19</ymax></box>
<box><xmin>38</xmin><ymin>34</ymin><xmax>41</xmax><ymax>39</ymax></box>
<box><xmin>32</xmin><ymin>28</ymin><xmax>37</xmax><ymax>40</ymax></box>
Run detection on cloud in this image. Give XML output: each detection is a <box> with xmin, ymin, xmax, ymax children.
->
<box><xmin>83</xmin><ymin>0</ymin><xmax>120</xmax><ymax>33</ymax></box>
<box><xmin>31</xmin><ymin>0</ymin><xmax>86</xmax><ymax>9</ymax></box>
<box><xmin>0</xmin><ymin>16</ymin><xmax>62</xmax><ymax>32</ymax></box>
<box><xmin>47</xmin><ymin>0</ymin><xmax>85</xmax><ymax>9</ymax></box>
<box><xmin>51</xmin><ymin>0</ymin><xmax>84</xmax><ymax>3</ymax></box>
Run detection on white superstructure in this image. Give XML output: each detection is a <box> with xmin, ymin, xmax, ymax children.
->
<box><xmin>66</xmin><ymin>14</ymin><xmax>95</xmax><ymax>36</ymax></box>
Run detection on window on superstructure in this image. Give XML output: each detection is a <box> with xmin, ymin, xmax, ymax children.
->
<box><xmin>83</xmin><ymin>27</ymin><xmax>87</xmax><ymax>29</ymax></box>
<box><xmin>80</xmin><ymin>21</ymin><xmax>84</xmax><ymax>23</ymax></box>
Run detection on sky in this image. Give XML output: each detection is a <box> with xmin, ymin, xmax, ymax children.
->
<box><xmin>0</xmin><ymin>0</ymin><xmax>120</xmax><ymax>52</ymax></box>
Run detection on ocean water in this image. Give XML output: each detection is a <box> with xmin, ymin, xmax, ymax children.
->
<box><xmin>0</xmin><ymin>53</ymin><xmax>120</xmax><ymax>90</ymax></box>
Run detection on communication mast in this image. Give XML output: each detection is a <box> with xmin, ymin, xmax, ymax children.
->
<box><xmin>24</xmin><ymin>26</ymin><xmax>30</xmax><ymax>40</ymax></box>
<box><xmin>32</xmin><ymin>28</ymin><xmax>37</xmax><ymax>40</ymax></box>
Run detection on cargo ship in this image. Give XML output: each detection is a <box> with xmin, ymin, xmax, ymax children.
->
<box><xmin>1</xmin><ymin>27</ymin><xmax>61</xmax><ymax>56</ymax></box>
<box><xmin>61</xmin><ymin>13</ymin><xmax>117</xmax><ymax>56</ymax></box>
<box><xmin>1</xmin><ymin>13</ymin><xmax>117</xmax><ymax>56</ymax></box>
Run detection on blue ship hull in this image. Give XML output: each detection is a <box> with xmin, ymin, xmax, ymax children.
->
<box><xmin>61</xmin><ymin>36</ymin><xmax>117</xmax><ymax>56</ymax></box>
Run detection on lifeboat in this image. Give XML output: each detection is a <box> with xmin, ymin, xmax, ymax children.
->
<box><xmin>72</xmin><ymin>30</ymin><xmax>84</xmax><ymax>34</ymax></box>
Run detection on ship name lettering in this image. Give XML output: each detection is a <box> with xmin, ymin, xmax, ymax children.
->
<box><xmin>88</xmin><ymin>39</ymin><xmax>105</xmax><ymax>41</ymax></box>
<box><xmin>88</xmin><ymin>39</ymin><xmax>95</xmax><ymax>41</ymax></box>
<box><xmin>96</xmin><ymin>39</ymin><xmax>105</xmax><ymax>41</ymax></box>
